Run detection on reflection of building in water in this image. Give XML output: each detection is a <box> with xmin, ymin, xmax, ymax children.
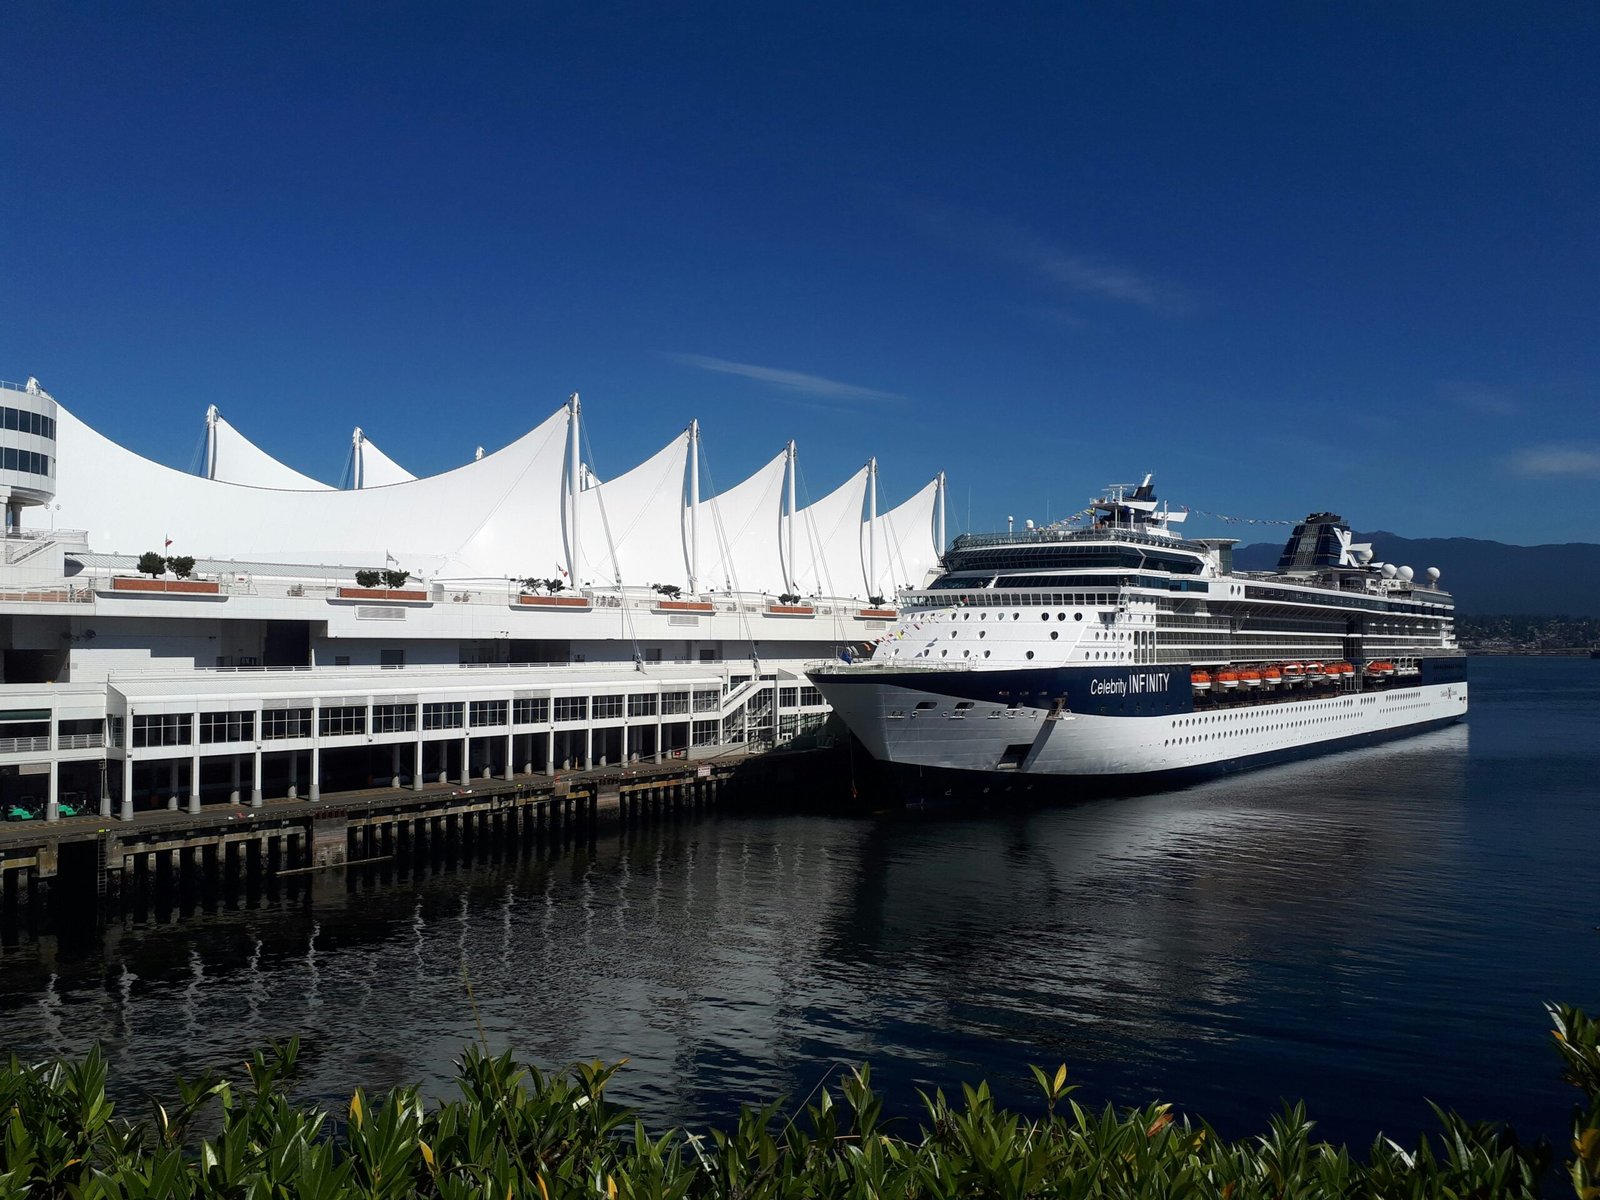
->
<box><xmin>0</xmin><ymin>726</ymin><xmax>1472</xmax><ymax>1123</ymax></box>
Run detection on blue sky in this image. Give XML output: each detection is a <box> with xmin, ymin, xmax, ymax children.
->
<box><xmin>3</xmin><ymin>3</ymin><xmax>1596</xmax><ymax>544</ymax></box>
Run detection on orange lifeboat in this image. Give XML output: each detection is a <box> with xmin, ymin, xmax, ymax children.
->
<box><xmin>1192</xmin><ymin>670</ymin><xmax>1213</xmax><ymax>692</ymax></box>
<box><xmin>1262</xmin><ymin>666</ymin><xmax>1282</xmax><ymax>687</ymax></box>
<box><xmin>1239</xmin><ymin>668</ymin><xmax>1262</xmax><ymax>688</ymax></box>
<box><xmin>1216</xmin><ymin>669</ymin><xmax>1240</xmax><ymax>690</ymax></box>
<box><xmin>1330</xmin><ymin>662</ymin><xmax>1354</xmax><ymax>677</ymax></box>
<box><xmin>1303</xmin><ymin>661</ymin><xmax>1326</xmax><ymax>681</ymax></box>
<box><xmin>1367</xmin><ymin>660</ymin><xmax>1396</xmax><ymax>676</ymax></box>
<box><xmin>1282</xmin><ymin>662</ymin><xmax>1304</xmax><ymax>685</ymax></box>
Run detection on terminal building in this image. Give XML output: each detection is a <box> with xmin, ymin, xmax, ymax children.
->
<box><xmin>0</xmin><ymin>378</ymin><xmax>945</xmax><ymax>820</ymax></box>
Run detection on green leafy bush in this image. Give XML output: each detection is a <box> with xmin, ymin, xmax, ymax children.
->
<box><xmin>0</xmin><ymin>1004</ymin><xmax>1592</xmax><ymax>1199</ymax></box>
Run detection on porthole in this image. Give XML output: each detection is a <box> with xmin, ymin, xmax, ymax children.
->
<box><xmin>1026</xmin><ymin>651</ymin><xmax>1035</xmax><ymax>660</ymax></box>
<box><xmin>1050</xmin><ymin>631</ymin><xmax>1059</xmax><ymax>640</ymax></box>
<box><xmin>1041</xmin><ymin>613</ymin><xmax>1050</xmax><ymax>621</ymax></box>
<box><xmin>1075</xmin><ymin>613</ymin><xmax>1083</xmax><ymax>621</ymax></box>
<box><xmin>1057</xmin><ymin>613</ymin><xmax>1066</xmax><ymax>621</ymax></box>
<box><xmin>979</xmin><ymin>630</ymin><xmax>986</xmax><ymax>638</ymax></box>
<box><xmin>983</xmin><ymin>650</ymin><xmax>991</xmax><ymax>658</ymax></box>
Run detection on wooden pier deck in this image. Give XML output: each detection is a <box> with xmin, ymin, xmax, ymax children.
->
<box><xmin>0</xmin><ymin>752</ymin><xmax>783</xmax><ymax>911</ymax></box>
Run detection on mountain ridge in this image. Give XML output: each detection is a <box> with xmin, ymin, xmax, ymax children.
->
<box><xmin>1231</xmin><ymin>532</ymin><xmax>1600</xmax><ymax>616</ymax></box>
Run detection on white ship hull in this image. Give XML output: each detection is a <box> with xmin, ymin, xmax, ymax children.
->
<box><xmin>812</xmin><ymin>666</ymin><xmax>1468</xmax><ymax>802</ymax></box>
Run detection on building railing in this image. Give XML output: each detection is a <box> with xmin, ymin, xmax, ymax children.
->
<box><xmin>57</xmin><ymin>732</ymin><xmax>104</xmax><ymax>749</ymax></box>
<box><xmin>0</xmin><ymin>735</ymin><xmax>51</xmax><ymax>754</ymax></box>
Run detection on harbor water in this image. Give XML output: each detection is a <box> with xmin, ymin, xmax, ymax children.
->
<box><xmin>1</xmin><ymin>656</ymin><xmax>1596</xmax><ymax>1148</ymax></box>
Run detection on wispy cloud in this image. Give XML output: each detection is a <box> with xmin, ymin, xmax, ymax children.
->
<box><xmin>914</xmin><ymin>202</ymin><xmax>1189</xmax><ymax>316</ymax></box>
<box><xmin>1442</xmin><ymin>381</ymin><xmax>1522</xmax><ymax>418</ymax></box>
<box><xmin>673</xmin><ymin>354</ymin><xmax>904</xmax><ymax>403</ymax></box>
<box><xmin>1508</xmin><ymin>445</ymin><xmax>1600</xmax><ymax>478</ymax></box>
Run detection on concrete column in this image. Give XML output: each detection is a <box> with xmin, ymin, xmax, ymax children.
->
<box><xmin>503</xmin><ymin>732</ymin><xmax>514</xmax><ymax>781</ymax></box>
<box><xmin>309</xmin><ymin>744</ymin><xmax>321</xmax><ymax>801</ymax></box>
<box><xmin>288</xmin><ymin>751</ymin><xmax>298</xmax><ymax>800</ymax></box>
<box><xmin>413</xmin><ymin>734</ymin><xmax>424</xmax><ymax>791</ymax></box>
<box><xmin>460</xmin><ymin>733</ymin><xmax>471</xmax><ymax>785</ymax></box>
<box><xmin>188</xmin><ymin>752</ymin><xmax>201</xmax><ymax>815</ymax></box>
<box><xmin>230</xmin><ymin>754</ymin><xmax>241</xmax><ymax>805</ymax></box>
<box><xmin>168</xmin><ymin>760</ymin><xmax>181</xmax><ymax>810</ymax></box>
<box><xmin>390</xmin><ymin>742</ymin><xmax>402</xmax><ymax>787</ymax></box>
<box><xmin>656</xmin><ymin>707</ymin><xmax>664</xmax><ymax>763</ymax></box>
<box><xmin>121</xmin><ymin>756</ymin><xmax>134</xmax><ymax>821</ymax></box>
<box><xmin>583</xmin><ymin>724</ymin><xmax>593</xmax><ymax>770</ymax></box>
<box><xmin>251</xmin><ymin>749</ymin><xmax>263</xmax><ymax>806</ymax></box>
<box><xmin>545</xmin><ymin>728</ymin><xmax>556</xmax><ymax>775</ymax></box>
<box><xmin>45</xmin><ymin>759</ymin><xmax>59</xmax><ymax>822</ymax></box>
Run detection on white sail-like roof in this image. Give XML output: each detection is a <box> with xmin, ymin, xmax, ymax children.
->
<box><xmin>574</xmin><ymin>431</ymin><xmax>690</xmax><ymax>590</ymax></box>
<box><xmin>354</xmin><ymin>432</ymin><xmax>417</xmax><ymax>487</ymax></box>
<box><xmin>54</xmin><ymin>403</ymin><xmax>570</xmax><ymax>578</ymax></box>
<box><xmin>696</xmin><ymin>449</ymin><xmax>788</xmax><ymax>595</ymax></box>
<box><xmin>792</xmin><ymin>466</ymin><xmax>868</xmax><ymax>600</ymax></box>
<box><xmin>210</xmin><ymin>412</ymin><xmax>332</xmax><ymax>490</ymax></box>
<box><xmin>866</xmin><ymin>477</ymin><xmax>941</xmax><ymax>598</ymax></box>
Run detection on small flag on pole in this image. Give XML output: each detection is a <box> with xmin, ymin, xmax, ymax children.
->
<box><xmin>164</xmin><ymin>536</ymin><xmax>173</xmax><ymax>549</ymax></box>
<box><xmin>384</xmin><ymin>550</ymin><xmax>397</xmax><ymax>566</ymax></box>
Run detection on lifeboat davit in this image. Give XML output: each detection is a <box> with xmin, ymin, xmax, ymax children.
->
<box><xmin>1192</xmin><ymin>671</ymin><xmax>1213</xmax><ymax>692</ymax></box>
<box><xmin>1239</xmin><ymin>668</ymin><xmax>1262</xmax><ymax>688</ymax></box>
<box><xmin>1216</xmin><ymin>669</ymin><xmax>1241</xmax><ymax>690</ymax></box>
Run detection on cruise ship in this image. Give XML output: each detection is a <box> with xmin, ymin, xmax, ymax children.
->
<box><xmin>809</xmin><ymin>476</ymin><xmax>1467</xmax><ymax>803</ymax></box>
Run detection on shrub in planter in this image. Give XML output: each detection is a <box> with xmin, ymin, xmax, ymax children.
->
<box><xmin>166</xmin><ymin>555</ymin><xmax>196</xmax><ymax>580</ymax></box>
<box><xmin>136</xmin><ymin>551</ymin><xmax>167</xmax><ymax>579</ymax></box>
<box><xmin>382</xmin><ymin>569</ymin><xmax>410</xmax><ymax>589</ymax></box>
<box><xmin>355</xmin><ymin>569</ymin><xmax>384</xmax><ymax>589</ymax></box>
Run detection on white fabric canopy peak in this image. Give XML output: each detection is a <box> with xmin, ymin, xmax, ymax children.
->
<box><xmin>209</xmin><ymin>412</ymin><xmax>332</xmax><ymax>490</ymax></box>
<box><xmin>574</xmin><ymin>431</ymin><xmax>691</xmax><ymax>590</ymax></box>
<box><xmin>867</xmin><ymin>477</ymin><xmax>941</xmax><ymax>597</ymax></box>
<box><xmin>792</xmin><ymin>466</ymin><xmax>869</xmax><ymax>600</ymax></box>
<box><xmin>353</xmin><ymin>432</ymin><xmax>417</xmax><ymax>488</ymax></box>
<box><xmin>54</xmin><ymin>403</ymin><xmax>570</xmax><ymax>578</ymax></box>
<box><xmin>695</xmin><ymin>449</ymin><xmax>788</xmax><ymax>596</ymax></box>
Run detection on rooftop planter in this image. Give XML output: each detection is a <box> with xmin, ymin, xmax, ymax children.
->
<box><xmin>856</xmin><ymin>608</ymin><xmax>897</xmax><ymax>619</ymax></box>
<box><xmin>108</xmin><ymin>577</ymin><xmax>221</xmax><ymax>596</ymax></box>
<box><xmin>654</xmin><ymin>599</ymin><xmax>714</xmax><ymax>613</ymax></box>
<box><xmin>334</xmin><ymin>587</ymin><xmax>430</xmax><ymax>602</ymax></box>
<box><xmin>517</xmin><ymin>594</ymin><xmax>591</xmax><ymax>609</ymax></box>
<box><xmin>765</xmin><ymin>603</ymin><xmax>815</xmax><ymax>617</ymax></box>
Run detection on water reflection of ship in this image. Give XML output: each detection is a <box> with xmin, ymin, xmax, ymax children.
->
<box><xmin>828</xmin><ymin>724</ymin><xmax>1471</xmax><ymax>1051</ymax></box>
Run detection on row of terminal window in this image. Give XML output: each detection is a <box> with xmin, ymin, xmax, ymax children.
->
<box><xmin>0</xmin><ymin>447</ymin><xmax>49</xmax><ymax>476</ymax></box>
<box><xmin>0</xmin><ymin>407</ymin><xmax>55</xmax><ymax>440</ymax></box>
<box><xmin>129</xmin><ymin>690</ymin><xmax>744</xmax><ymax>746</ymax></box>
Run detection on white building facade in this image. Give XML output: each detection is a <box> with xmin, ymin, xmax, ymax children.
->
<box><xmin>0</xmin><ymin>380</ymin><xmax>945</xmax><ymax>821</ymax></box>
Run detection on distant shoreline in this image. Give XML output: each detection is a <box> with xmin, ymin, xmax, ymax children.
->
<box><xmin>1463</xmin><ymin>648</ymin><xmax>1597</xmax><ymax>657</ymax></box>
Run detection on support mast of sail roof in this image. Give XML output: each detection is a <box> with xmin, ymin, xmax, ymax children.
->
<box><xmin>936</xmin><ymin>470</ymin><xmax>946</xmax><ymax>552</ymax></box>
<box><xmin>566</xmin><ymin>393</ymin><xmax>581</xmax><ymax>585</ymax></box>
<box><xmin>351</xmin><ymin>427</ymin><xmax>364</xmax><ymax>490</ymax></box>
<box><xmin>204</xmin><ymin>404</ymin><xmax>219</xmax><ymax>479</ymax></box>
<box><xmin>866</xmin><ymin>456</ymin><xmax>878</xmax><ymax>598</ymax></box>
<box><xmin>784</xmin><ymin>440</ymin><xmax>797</xmax><ymax>594</ymax></box>
<box><xmin>688</xmin><ymin>419</ymin><xmax>700</xmax><ymax>596</ymax></box>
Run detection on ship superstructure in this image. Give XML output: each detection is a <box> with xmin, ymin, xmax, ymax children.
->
<box><xmin>809</xmin><ymin>476</ymin><xmax>1467</xmax><ymax>801</ymax></box>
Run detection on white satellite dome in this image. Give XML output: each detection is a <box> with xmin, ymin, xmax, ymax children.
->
<box><xmin>1398</xmin><ymin>565</ymin><xmax>1415</xmax><ymax>582</ymax></box>
<box><xmin>1426</xmin><ymin>566</ymin><xmax>1441</xmax><ymax>583</ymax></box>
<box><xmin>1381</xmin><ymin>563</ymin><xmax>1398</xmax><ymax>579</ymax></box>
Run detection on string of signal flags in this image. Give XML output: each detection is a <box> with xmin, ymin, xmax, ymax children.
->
<box><xmin>1046</xmin><ymin>506</ymin><xmax>1297</xmax><ymax>529</ymax></box>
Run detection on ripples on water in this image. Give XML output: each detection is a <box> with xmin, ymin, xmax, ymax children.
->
<box><xmin>1</xmin><ymin>657</ymin><xmax>1596</xmax><ymax>1147</ymax></box>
